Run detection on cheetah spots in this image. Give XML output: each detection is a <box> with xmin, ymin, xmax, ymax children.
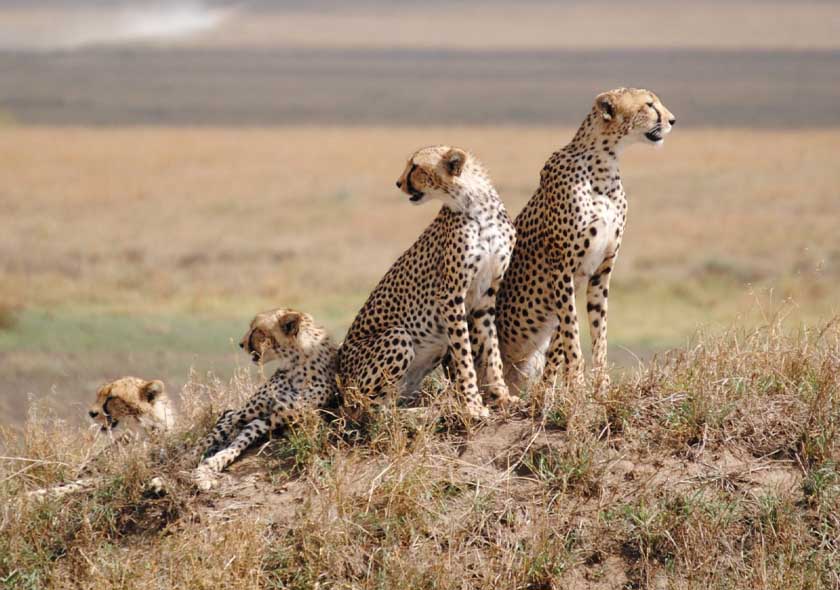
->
<box><xmin>339</xmin><ymin>148</ymin><xmax>515</xmax><ymax>418</ymax></box>
<box><xmin>196</xmin><ymin>311</ymin><xmax>338</xmax><ymax>488</ymax></box>
<box><xmin>496</xmin><ymin>91</ymin><xmax>654</xmax><ymax>391</ymax></box>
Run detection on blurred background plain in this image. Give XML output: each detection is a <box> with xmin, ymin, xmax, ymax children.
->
<box><xmin>1</xmin><ymin>0</ymin><xmax>838</xmax><ymax>426</ymax></box>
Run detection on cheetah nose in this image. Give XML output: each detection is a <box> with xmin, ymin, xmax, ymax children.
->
<box><xmin>669</xmin><ymin>117</ymin><xmax>676</xmax><ymax>126</ymax></box>
<box><xmin>89</xmin><ymin>410</ymin><xmax>99</xmax><ymax>418</ymax></box>
<box><xmin>396</xmin><ymin>180</ymin><xmax>402</xmax><ymax>188</ymax></box>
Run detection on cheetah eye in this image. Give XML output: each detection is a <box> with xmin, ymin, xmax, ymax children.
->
<box><xmin>646</xmin><ymin>101</ymin><xmax>654</xmax><ymax>108</ymax></box>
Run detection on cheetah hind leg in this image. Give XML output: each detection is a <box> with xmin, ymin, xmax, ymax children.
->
<box><xmin>194</xmin><ymin>417</ymin><xmax>270</xmax><ymax>490</ymax></box>
<box><xmin>347</xmin><ymin>327</ymin><xmax>417</xmax><ymax>404</ymax></box>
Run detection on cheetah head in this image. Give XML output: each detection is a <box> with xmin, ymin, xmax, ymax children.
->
<box><xmin>239</xmin><ymin>308</ymin><xmax>320</xmax><ymax>369</ymax></box>
<box><xmin>88</xmin><ymin>377</ymin><xmax>175</xmax><ymax>434</ymax></box>
<box><xmin>594</xmin><ymin>88</ymin><xmax>675</xmax><ymax>148</ymax></box>
<box><xmin>395</xmin><ymin>145</ymin><xmax>482</xmax><ymax>210</ymax></box>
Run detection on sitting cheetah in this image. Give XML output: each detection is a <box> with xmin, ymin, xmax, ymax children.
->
<box><xmin>194</xmin><ymin>308</ymin><xmax>338</xmax><ymax>490</ymax></box>
<box><xmin>336</xmin><ymin>145</ymin><xmax>518</xmax><ymax>418</ymax></box>
<box><xmin>29</xmin><ymin>377</ymin><xmax>174</xmax><ymax>499</ymax></box>
<box><xmin>496</xmin><ymin>88</ymin><xmax>675</xmax><ymax>393</ymax></box>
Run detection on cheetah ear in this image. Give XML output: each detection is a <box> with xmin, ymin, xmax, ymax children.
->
<box><xmin>443</xmin><ymin>148</ymin><xmax>467</xmax><ymax>177</ymax></box>
<box><xmin>141</xmin><ymin>380</ymin><xmax>164</xmax><ymax>403</ymax></box>
<box><xmin>596</xmin><ymin>93</ymin><xmax>616</xmax><ymax>121</ymax></box>
<box><xmin>280</xmin><ymin>312</ymin><xmax>301</xmax><ymax>337</ymax></box>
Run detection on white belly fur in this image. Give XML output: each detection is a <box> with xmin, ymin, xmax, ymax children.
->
<box><xmin>467</xmin><ymin>252</ymin><xmax>497</xmax><ymax>312</ymax></box>
<box><xmin>576</xmin><ymin>198</ymin><xmax>620</xmax><ymax>281</ymax></box>
<box><xmin>406</xmin><ymin>223</ymin><xmax>509</xmax><ymax>393</ymax></box>
<box><xmin>404</xmin><ymin>337</ymin><xmax>447</xmax><ymax>394</ymax></box>
<box><xmin>467</xmin><ymin>220</ymin><xmax>508</xmax><ymax>312</ymax></box>
<box><xmin>511</xmin><ymin>312</ymin><xmax>557</xmax><ymax>386</ymax></box>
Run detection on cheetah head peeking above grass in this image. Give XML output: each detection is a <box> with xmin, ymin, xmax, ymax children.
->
<box><xmin>88</xmin><ymin>377</ymin><xmax>176</xmax><ymax>434</ymax></box>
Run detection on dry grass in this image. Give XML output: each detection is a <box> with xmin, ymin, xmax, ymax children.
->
<box><xmin>2</xmin><ymin>125</ymin><xmax>838</xmax><ymax>318</ymax></box>
<box><xmin>0</xmin><ymin>302</ymin><xmax>16</xmax><ymax>332</ymax></box>
<box><xmin>2</xmin><ymin>317</ymin><xmax>838</xmax><ymax>589</ymax></box>
<box><xmin>2</xmin><ymin>125</ymin><xmax>839</xmax><ymax>428</ymax></box>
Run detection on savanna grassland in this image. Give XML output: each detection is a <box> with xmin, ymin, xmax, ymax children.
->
<box><xmin>1</xmin><ymin>126</ymin><xmax>838</xmax><ymax>424</ymax></box>
<box><xmin>1</xmin><ymin>0</ymin><xmax>839</xmax><ymax>586</ymax></box>
<box><xmin>2</xmin><ymin>321</ymin><xmax>839</xmax><ymax>588</ymax></box>
<box><xmin>1</xmin><ymin>124</ymin><xmax>839</xmax><ymax>588</ymax></box>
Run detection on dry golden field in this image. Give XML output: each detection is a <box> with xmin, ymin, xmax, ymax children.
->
<box><xmin>3</xmin><ymin>322</ymin><xmax>839</xmax><ymax>588</ymax></box>
<box><xmin>1</xmin><ymin>3</ymin><xmax>838</xmax><ymax>588</ymax></box>
<box><xmin>1</xmin><ymin>125</ymin><xmax>839</xmax><ymax>425</ymax></box>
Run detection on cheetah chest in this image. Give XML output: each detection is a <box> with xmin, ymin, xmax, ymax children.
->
<box><xmin>575</xmin><ymin>196</ymin><xmax>622</xmax><ymax>283</ymax></box>
<box><xmin>466</xmin><ymin>220</ymin><xmax>510</xmax><ymax>312</ymax></box>
<box><xmin>403</xmin><ymin>217</ymin><xmax>509</xmax><ymax>392</ymax></box>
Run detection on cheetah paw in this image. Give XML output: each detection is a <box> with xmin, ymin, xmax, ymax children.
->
<box><xmin>466</xmin><ymin>404</ymin><xmax>491</xmax><ymax>420</ymax></box>
<box><xmin>485</xmin><ymin>383</ymin><xmax>519</xmax><ymax>407</ymax></box>
<box><xmin>566</xmin><ymin>367</ymin><xmax>586</xmax><ymax>390</ymax></box>
<box><xmin>501</xmin><ymin>394</ymin><xmax>523</xmax><ymax>408</ymax></box>
<box><xmin>193</xmin><ymin>465</ymin><xmax>221</xmax><ymax>491</ymax></box>
<box><xmin>593</xmin><ymin>371</ymin><xmax>611</xmax><ymax>395</ymax></box>
<box><xmin>145</xmin><ymin>476</ymin><xmax>166</xmax><ymax>495</ymax></box>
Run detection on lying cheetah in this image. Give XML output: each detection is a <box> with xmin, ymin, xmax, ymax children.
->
<box><xmin>337</xmin><ymin>146</ymin><xmax>518</xmax><ymax>418</ymax></box>
<box><xmin>496</xmin><ymin>88</ymin><xmax>675</xmax><ymax>393</ymax></box>
<box><xmin>88</xmin><ymin>376</ymin><xmax>176</xmax><ymax>434</ymax></box>
<box><xmin>194</xmin><ymin>308</ymin><xmax>338</xmax><ymax>490</ymax></box>
<box><xmin>29</xmin><ymin>377</ymin><xmax>174</xmax><ymax>499</ymax></box>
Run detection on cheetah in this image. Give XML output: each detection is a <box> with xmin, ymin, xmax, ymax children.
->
<box><xmin>496</xmin><ymin>88</ymin><xmax>675</xmax><ymax>393</ymax></box>
<box><xmin>193</xmin><ymin>308</ymin><xmax>338</xmax><ymax>490</ymax></box>
<box><xmin>28</xmin><ymin>377</ymin><xmax>174</xmax><ymax>499</ymax></box>
<box><xmin>87</xmin><ymin>376</ymin><xmax>177</xmax><ymax>434</ymax></box>
<box><xmin>336</xmin><ymin>145</ymin><xmax>518</xmax><ymax>419</ymax></box>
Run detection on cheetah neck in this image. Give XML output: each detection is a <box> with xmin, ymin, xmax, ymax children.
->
<box><xmin>297</xmin><ymin>332</ymin><xmax>337</xmax><ymax>372</ymax></box>
<box><xmin>562</xmin><ymin>111</ymin><xmax>626</xmax><ymax>200</ymax></box>
<box><xmin>270</xmin><ymin>336</ymin><xmax>334</xmax><ymax>390</ymax></box>
<box><xmin>282</xmin><ymin>338</ymin><xmax>338</xmax><ymax>395</ymax></box>
<box><xmin>138</xmin><ymin>397</ymin><xmax>177</xmax><ymax>433</ymax></box>
<box><xmin>568</xmin><ymin>110</ymin><xmax>629</xmax><ymax>151</ymax></box>
<box><xmin>446</xmin><ymin>169</ymin><xmax>504</xmax><ymax>217</ymax></box>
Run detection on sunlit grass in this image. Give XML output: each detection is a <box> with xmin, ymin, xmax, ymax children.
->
<box><xmin>2</xmin><ymin>125</ymin><xmax>839</xmax><ymax>426</ymax></box>
<box><xmin>2</xmin><ymin>318</ymin><xmax>838</xmax><ymax>588</ymax></box>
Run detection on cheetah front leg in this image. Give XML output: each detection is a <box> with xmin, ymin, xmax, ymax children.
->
<box><xmin>200</xmin><ymin>409</ymin><xmax>237</xmax><ymax>458</ymax></box>
<box><xmin>543</xmin><ymin>270</ymin><xmax>585</xmax><ymax>388</ymax></box>
<box><xmin>444</xmin><ymin>293</ymin><xmax>489</xmax><ymax>419</ymax></box>
<box><xmin>470</xmin><ymin>280</ymin><xmax>519</xmax><ymax>408</ymax></box>
<box><xmin>586</xmin><ymin>256</ymin><xmax>616</xmax><ymax>392</ymax></box>
<box><xmin>194</xmin><ymin>417</ymin><xmax>271</xmax><ymax>490</ymax></box>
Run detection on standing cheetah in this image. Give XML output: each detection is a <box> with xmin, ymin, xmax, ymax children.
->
<box><xmin>337</xmin><ymin>146</ymin><xmax>518</xmax><ymax>418</ymax></box>
<box><xmin>496</xmin><ymin>88</ymin><xmax>675</xmax><ymax>393</ymax></box>
<box><xmin>194</xmin><ymin>308</ymin><xmax>338</xmax><ymax>489</ymax></box>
